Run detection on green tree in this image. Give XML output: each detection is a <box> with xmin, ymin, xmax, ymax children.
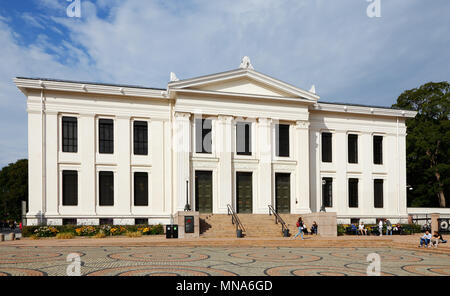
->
<box><xmin>393</xmin><ymin>82</ymin><xmax>449</xmax><ymax>207</ymax></box>
<box><xmin>0</xmin><ymin>159</ymin><xmax>28</xmax><ymax>221</ymax></box>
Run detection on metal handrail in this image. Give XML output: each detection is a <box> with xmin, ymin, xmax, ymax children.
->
<box><xmin>227</xmin><ymin>204</ymin><xmax>245</xmax><ymax>233</ymax></box>
<box><xmin>268</xmin><ymin>205</ymin><xmax>289</xmax><ymax>233</ymax></box>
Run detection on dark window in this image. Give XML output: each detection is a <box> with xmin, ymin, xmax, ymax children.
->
<box><xmin>348</xmin><ymin>178</ymin><xmax>359</xmax><ymax>208</ymax></box>
<box><xmin>373</xmin><ymin>135</ymin><xmax>383</xmax><ymax>164</ymax></box>
<box><xmin>322</xmin><ymin>177</ymin><xmax>333</xmax><ymax>208</ymax></box>
<box><xmin>348</xmin><ymin>134</ymin><xmax>358</xmax><ymax>164</ymax></box>
<box><xmin>350</xmin><ymin>218</ymin><xmax>360</xmax><ymax>225</ymax></box>
<box><xmin>100</xmin><ymin>218</ymin><xmax>113</xmax><ymax>225</ymax></box>
<box><xmin>133</xmin><ymin>121</ymin><xmax>148</xmax><ymax>155</ymax></box>
<box><xmin>195</xmin><ymin>118</ymin><xmax>212</xmax><ymax>153</ymax></box>
<box><xmin>134</xmin><ymin>172</ymin><xmax>148</xmax><ymax>206</ymax></box>
<box><xmin>236</xmin><ymin>122</ymin><xmax>252</xmax><ymax>155</ymax></box>
<box><xmin>99</xmin><ymin>119</ymin><xmax>114</xmax><ymax>154</ymax></box>
<box><xmin>99</xmin><ymin>171</ymin><xmax>114</xmax><ymax>206</ymax></box>
<box><xmin>322</xmin><ymin>132</ymin><xmax>332</xmax><ymax>162</ymax></box>
<box><xmin>62</xmin><ymin>170</ymin><xmax>78</xmax><ymax>206</ymax></box>
<box><xmin>275</xmin><ymin>124</ymin><xmax>290</xmax><ymax>157</ymax></box>
<box><xmin>63</xmin><ymin>218</ymin><xmax>77</xmax><ymax>225</ymax></box>
<box><xmin>62</xmin><ymin>116</ymin><xmax>77</xmax><ymax>152</ymax></box>
<box><xmin>374</xmin><ymin>179</ymin><xmax>384</xmax><ymax>208</ymax></box>
<box><xmin>135</xmin><ymin>218</ymin><xmax>148</xmax><ymax>225</ymax></box>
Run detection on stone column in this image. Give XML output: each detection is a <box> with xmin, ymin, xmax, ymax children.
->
<box><xmin>79</xmin><ymin>112</ymin><xmax>96</xmax><ymax>215</ymax></box>
<box><xmin>257</xmin><ymin>117</ymin><xmax>272</xmax><ymax>213</ymax></box>
<box><xmin>431</xmin><ymin>213</ymin><xmax>440</xmax><ymax>234</ymax></box>
<box><xmin>116</xmin><ymin>115</ymin><xmax>131</xmax><ymax>214</ymax></box>
<box><xmin>45</xmin><ymin>111</ymin><xmax>59</xmax><ymax>216</ymax></box>
<box><xmin>217</xmin><ymin>115</ymin><xmax>233</xmax><ymax>213</ymax></box>
<box><xmin>295</xmin><ymin>120</ymin><xmax>311</xmax><ymax>213</ymax></box>
<box><xmin>174</xmin><ymin>112</ymin><xmax>191</xmax><ymax>212</ymax></box>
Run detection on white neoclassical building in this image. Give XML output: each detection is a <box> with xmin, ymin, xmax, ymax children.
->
<box><xmin>15</xmin><ymin>57</ymin><xmax>416</xmax><ymax>226</ymax></box>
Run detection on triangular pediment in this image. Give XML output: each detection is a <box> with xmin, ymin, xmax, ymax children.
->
<box><xmin>194</xmin><ymin>77</ymin><xmax>292</xmax><ymax>97</ymax></box>
<box><xmin>168</xmin><ymin>68</ymin><xmax>319</xmax><ymax>102</ymax></box>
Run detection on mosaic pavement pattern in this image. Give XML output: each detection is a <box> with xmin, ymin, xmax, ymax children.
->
<box><xmin>0</xmin><ymin>246</ymin><xmax>449</xmax><ymax>276</ymax></box>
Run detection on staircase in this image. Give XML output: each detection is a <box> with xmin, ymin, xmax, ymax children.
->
<box><xmin>200</xmin><ymin>213</ymin><xmax>300</xmax><ymax>238</ymax></box>
<box><xmin>200</xmin><ymin>214</ymin><xmax>239</xmax><ymax>238</ymax></box>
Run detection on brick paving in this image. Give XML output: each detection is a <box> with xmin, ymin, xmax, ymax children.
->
<box><xmin>0</xmin><ymin>234</ymin><xmax>449</xmax><ymax>276</ymax></box>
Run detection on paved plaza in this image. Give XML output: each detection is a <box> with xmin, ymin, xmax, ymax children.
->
<box><xmin>0</xmin><ymin>241</ymin><xmax>449</xmax><ymax>276</ymax></box>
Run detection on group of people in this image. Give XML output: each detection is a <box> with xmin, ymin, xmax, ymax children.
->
<box><xmin>354</xmin><ymin>219</ymin><xmax>402</xmax><ymax>236</ymax></box>
<box><xmin>0</xmin><ymin>220</ymin><xmax>19</xmax><ymax>230</ymax></box>
<box><xmin>291</xmin><ymin>217</ymin><xmax>318</xmax><ymax>240</ymax></box>
<box><xmin>419</xmin><ymin>230</ymin><xmax>447</xmax><ymax>248</ymax></box>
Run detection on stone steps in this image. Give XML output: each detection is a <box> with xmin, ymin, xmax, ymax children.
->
<box><xmin>199</xmin><ymin>213</ymin><xmax>297</xmax><ymax>238</ymax></box>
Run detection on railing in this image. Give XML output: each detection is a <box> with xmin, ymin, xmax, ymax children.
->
<box><xmin>227</xmin><ymin>204</ymin><xmax>245</xmax><ymax>233</ymax></box>
<box><xmin>268</xmin><ymin>205</ymin><xmax>289</xmax><ymax>234</ymax></box>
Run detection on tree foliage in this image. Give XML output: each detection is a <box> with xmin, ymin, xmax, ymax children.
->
<box><xmin>393</xmin><ymin>82</ymin><xmax>450</xmax><ymax>207</ymax></box>
<box><xmin>0</xmin><ymin>159</ymin><xmax>28</xmax><ymax>221</ymax></box>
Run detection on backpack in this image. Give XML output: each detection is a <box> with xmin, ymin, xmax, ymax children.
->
<box><xmin>296</xmin><ymin>221</ymin><xmax>300</xmax><ymax>227</ymax></box>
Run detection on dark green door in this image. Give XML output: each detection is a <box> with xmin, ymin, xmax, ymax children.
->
<box><xmin>236</xmin><ymin>172</ymin><xmax>252</xmax><ymax>213</ymax></box>
<box><xmin>275</xmin><ymin>173</ymin><xmax>290</xmax><ymax>213</ymax></box>
<box><xmin>195</xmin><ymin>171</ymin><xmax>212</xmax><ymax>213</ymax></box>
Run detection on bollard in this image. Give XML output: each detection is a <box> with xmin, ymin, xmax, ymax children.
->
<box><xmin>8</xmin><ymin>233</ymin><xmax>15</xmax><ymax>241</ymax></box>
<box><xmin>0</xmin><ymin>234</ymin><xmax>4</xmax><ymax>242</ymax></box>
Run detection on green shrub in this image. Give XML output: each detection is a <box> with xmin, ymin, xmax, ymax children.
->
<box><xmin>337</xmin><ymin>224</ymin><xmax>346</xmax><ymax>236</ymax></box>
<box><xmin>56</xmin><ymin>232</ymin><xmax>75</xmax><ymax>239</ymax></box>
<box><xmin>22</xmin><ymin>224</ymin><xmax>164</xmax><ymax>237</ymax></box>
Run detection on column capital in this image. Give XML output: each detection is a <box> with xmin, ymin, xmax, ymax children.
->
<box><xmin>295</xmin><ymin>120</ymin><xmax>310</xmax><ymax>129</ymax></box>
<box><xmin>174</xmin><ymin>112</ymin><xmax>191</xmax><ymax>119</ymax></box>
<box><xmin>257</xmin><ymin>117</ymin><xmax>272</xmax><ymax>125</ymax></box>
<box><xmin>217</xmin><ymin>114</ymin><xmax>234</xmax><ymax>122</ymax></box>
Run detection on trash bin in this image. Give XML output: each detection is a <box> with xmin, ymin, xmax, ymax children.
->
<box><xmin>236</xmin><ymin>229</ymin><xmax>243</xmax><ymax>238</ymax></box>
<box><xmin>172</xmin><ymin>224</ymin><xmax>179</xmax><ymax>238</ymax></box>
<box><xmin>185</xmin><ymin>216</ymin><xmax>194</xmax><ymax>233</ymax></box>
<box><xmin>166</xmin><ymin>225</ymin><xmax>172</xmax><ymax>239</ymax></box>
<box><xmin>283</xmin><ymin>229</ymin><xmax>290</xmax><ymax>237</ymax></box>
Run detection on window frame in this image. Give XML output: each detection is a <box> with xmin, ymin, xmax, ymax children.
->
<box><xmin>322</xmin><ymin>177</ymin><xmax>333</xmax><ymax>208</ymax></box>
<box><xmin>61</xmin><ymin>116</ymin><xmax>78</xmax><ymax>153</ymax></box>
<box><xmin>373</xmin><ymin>135</ymin><xmax>383</xmax><ymax>165</ymax></box>
<box><xmin>321</xmin><ymin>132</ymin><xmax>333</xmax><ymax>163</ymax></box>
<box><xmin>133</xmin><ymin>172</ymin><xmax>149</xmax><ymax>206</ymax></box>
<box><xmin>195</xmin><ymin>118</ymin><xmax>213</xmax><ymax>154</ymax></box>
<box><xmin>98</xmin><ymin>118</ymin><xmax>114</xmax><ymax>154</ymax></box>
<box><xmin>236</xmin><ymin>121</ymin><xmax>252</xmax><ymax>156</ymax></box>
<box><xmin>98</xmin><ymin>171</ymin><xmax>114</xmax><ymax>206</ymax></box>
<box><xmin>62</xmin><ymin>170</ymin><xmax>78</xmax><ymax>206</ymax></box>
<box><xmin>133</xmin><ymin>120</ymin><xmax>148</xmax><ymax>156</ymax></box>
<box><xmin>347</xmin><ymin>134</ymin><xmax>358</xmax><ymax>164</ymax></box>
<box><xmin>374</xmin><ymin>179</ymin><xmax>384</xmax><ymax>208</ymax></box>
<box><xmin>275</xmin><ymin>123</ymin><xmax>290</xmax><ymax>157</ymax></box>
<box><xmin>348</xmin><ymin>178</ymin><xmax>359</xmax><ymax>208</ymax></box>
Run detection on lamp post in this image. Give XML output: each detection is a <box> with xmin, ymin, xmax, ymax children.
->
<box><xmin>184</xmin><ymin>180</ymin><xmax>191</xmax><ymax>211</ymax></box>
<box><xmin>320</xmin><ymin>179</ymin><xmax>326</xmax><ymax>212</ymax></box>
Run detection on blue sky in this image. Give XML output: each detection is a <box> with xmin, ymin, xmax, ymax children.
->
<box><xmin>0</xmin><ymin>0</ymin><xmax>449</xmax><ymax>167</ymax></box>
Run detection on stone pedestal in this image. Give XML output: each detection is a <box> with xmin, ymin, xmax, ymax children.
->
<box><xmin>174</xmin><ymin>211</ymin><xmax>200</xmax><ymax>239</ymax></box>
<box><xmin>8</xmin><ymin>233</ymin><xmax>15</xmax><ymax>241</ymax></box>
<box><xmin>431</xmin><ymin>213</ymin><xmax>440</xmax><ymax>234</ymax></box>
<box><xmin>302</xmin><ymin>212</ymin><xmax>337</xmax><ymax>237</ymax></box>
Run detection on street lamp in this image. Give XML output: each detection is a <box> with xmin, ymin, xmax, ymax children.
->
<box><xmin>184</xmin><ymin>180</ymin><xmax>191</xmax><ymax>211</ymax></box>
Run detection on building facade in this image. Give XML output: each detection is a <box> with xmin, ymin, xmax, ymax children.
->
<box><xmin>15</xmin><ymin>58</ymin><xmax>416</xmax><ymax>226</ymax></box>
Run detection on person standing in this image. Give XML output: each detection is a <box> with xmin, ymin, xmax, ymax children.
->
<box><xmin>378</xmin><ymin>219</ymin><xmax>383</xmax><ymax>236</ymax></box>
<box><xmin>385</xmin><ymin>219</ymin><xmax>392</xmax><ymax>235</ymax></box>
<box><xmin>292</xmin><ymin>217</ymin><xmax>304</xmax><ymax>240</ymax></box>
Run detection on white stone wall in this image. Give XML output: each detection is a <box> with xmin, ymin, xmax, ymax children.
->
<box><xmin>22</xmin><ymin>76</ymin><xmax>413</xmax><ymax>225</ymax></box>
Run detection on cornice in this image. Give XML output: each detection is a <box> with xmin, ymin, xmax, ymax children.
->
<box><xmin>14</xmin><ymin>78</ymin><xmax>167</xmax><ymax>99</ymax></box>
<box><xmin>311</xmin><ymin>103</ymin><xmax>417</xmax><ymax>118</ymax></box>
